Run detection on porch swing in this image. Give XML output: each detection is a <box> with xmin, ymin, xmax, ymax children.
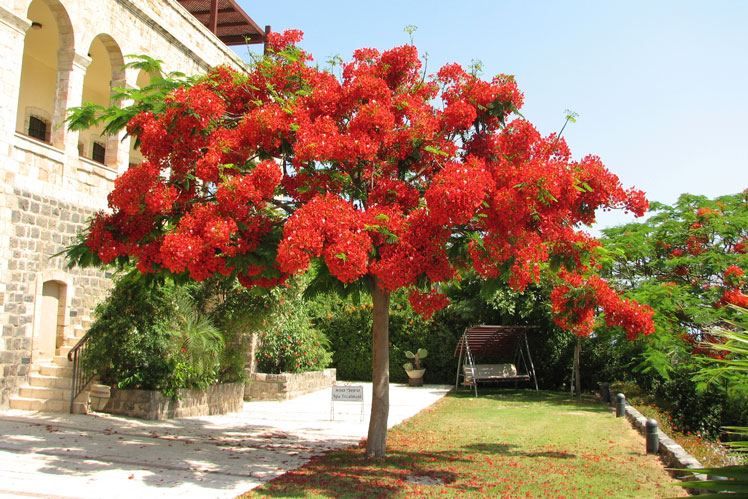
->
<box><xmin>454</xmin><ymin>325</ymin><xmax>539</xmax><ymax>396</ymax></box>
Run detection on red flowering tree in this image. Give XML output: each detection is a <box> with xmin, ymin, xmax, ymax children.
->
<box><xmin>600</xmin><ymin>191</ymin><xmax>748</xmax><ymax>371</ymax></box>
<box><xmin>70</xmin><ymin>31</ymin><xmax>654</xmax><ymax>457</ymax></box>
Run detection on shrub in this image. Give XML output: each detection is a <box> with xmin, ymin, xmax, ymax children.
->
<box><xmin>83</xmin><ymin>272</ymin><xmax>174</xmax><ymax>392</ymax></box>
<box><xmin>254</xmin><ymin>278</ymin><xmax>332</xmax><ymax>374</ymax></box>
<box><xmin>84</xmin><ymin>272</ymin><xmax>254</xmax><ymax>395</ymax></box>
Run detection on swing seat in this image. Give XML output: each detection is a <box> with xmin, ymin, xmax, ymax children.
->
<box><xmin>462</xmin><ymin>363</ymin><xmax>530</xmax><ymax>384</ymax></box>
<box><xmin>454</xmin><ymin>325</ymin><xmax>539</xmax><ymax>395</ymax></box>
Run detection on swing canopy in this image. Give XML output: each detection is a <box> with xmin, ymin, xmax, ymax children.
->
<box><xmin>454</xmin><ymin>325</ymin><xmax>539</xmax><ymax>395</ymax></box>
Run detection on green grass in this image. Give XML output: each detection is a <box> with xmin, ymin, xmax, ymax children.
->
<box><xmin>240</xmin><ymin>389</ymin><xmax>683</xmax><ymax>498</ymax></box>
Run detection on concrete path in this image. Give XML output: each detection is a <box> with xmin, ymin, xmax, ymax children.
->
<box><xmin>0</xmin><ymin>383</ymin><xmax>451</xmax><ymax>499</ymax></box>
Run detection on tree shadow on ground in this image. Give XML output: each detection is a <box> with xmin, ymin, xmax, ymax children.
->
<box><xmin>0</xmin><ymin>411</ymin><xmax>355</xmax><ymax>495</ymax></box>
<box><xmin>449</xmin><ymin>388</ymin><xmax>610</xmax><ymax>413</ymax></box>
<box><xmin>463</xmin><ymin>442</ymin><xmax>577</xmax><ymax>459</ymax></box>
<box><xmin>246</xmin><ymin>446</ymin><xmax>482</xmax><ymax>498</ymax></box>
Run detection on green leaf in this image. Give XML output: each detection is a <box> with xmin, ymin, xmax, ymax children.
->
<box><xmin>424</xmin><ymin>145</ymin><xmax>448</xmax><ymax>157</ymax></box>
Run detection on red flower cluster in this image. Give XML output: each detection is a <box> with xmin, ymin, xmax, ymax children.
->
<box><xmin>550</xmin><ymin>272</ymin><xmax>654</xmax><ymax>339</ymax></box>
<box><xmin>724</xmin><ymin>265</ymin><xmax>745</xmax><ymax>282</ymax></box>
<box><xmin>277</xmin><ymin>193</ymin><xmax>371</xmax><ymax>283</ymax></box>
<box><xmin>720</xmin><ymin>288</ymin><xmax>748</xmax><ymax>308</ymax></box>
<box><xmin>408</xmin><ymin>289</ymin><xmax>450</xmax><ymax>320</ymax></box>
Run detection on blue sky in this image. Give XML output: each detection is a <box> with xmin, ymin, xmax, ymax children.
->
<box><xmin>235</xmin><ymin>1</ymin><xmax>748</xmax><ymax>234</ymax></box>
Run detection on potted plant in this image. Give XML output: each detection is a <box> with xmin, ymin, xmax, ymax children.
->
<box><xmin>403</xmin><ymin>348</ymin><xmax>428</xmax><ymax>387</ymax></box>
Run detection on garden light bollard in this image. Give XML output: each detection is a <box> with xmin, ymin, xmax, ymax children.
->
<box><xmin>646</xmin><ymin>419</ymin><xmax>659</xmax><ymax>454</ymax></box>
<box><xmin>615</xmin><ymin>393</ymin><xmax>626</xmax><ymax>417</ymax></box>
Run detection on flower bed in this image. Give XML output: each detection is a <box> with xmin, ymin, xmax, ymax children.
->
<box><xmin>103</xmin><ymin>382</ymin><xmax>244</xmax><ymax>420</ymax></box>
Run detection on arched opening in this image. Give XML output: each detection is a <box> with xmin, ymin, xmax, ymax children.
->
<box><xmin>33</xmin><ymin>280</ymin><xmax>67</xmax><ymax>361</ymax></box>
<box><xmin>16</xmin><ymin>0</ymin><xmax>68</xmax><ymax>144</ymax></box>
<box><xmin>80</xmin><ymin>34</ymin><xmax>125</xmax><ymax>168</ymax></box>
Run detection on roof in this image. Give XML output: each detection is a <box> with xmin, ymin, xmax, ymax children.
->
<box><xmin>454</xmin><ymin>325</ymin><xmax>538</xmax><ymax>358</ymax></box>
<box><xmin>176</xmin><ymin>0</ymin><xmax>268</xmax><ymax>46</ymax></box>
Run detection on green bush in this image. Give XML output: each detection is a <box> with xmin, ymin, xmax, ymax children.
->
<box><xmin>254</xmin><ymin>278</ymin><xmax>332</xmax><ymax>374</ymax></box>
<box><xmin>83</xmin><ymin>272</ymin><xmax>255</xmax><ymax>396</ymax></box>
<box><xmin>83</xmin><ymin>272</ymin><xmax>172</xmax><ymax>391</ymax></box>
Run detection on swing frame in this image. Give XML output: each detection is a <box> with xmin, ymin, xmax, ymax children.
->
<box><xmin>454</xmin><ymin>325</ymin><xmax>539</xmax><ymax>396</ymax></box>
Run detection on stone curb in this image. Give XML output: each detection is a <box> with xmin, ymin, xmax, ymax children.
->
<box><xmin>603</xmin><ymin>395</ymin><xmax>709</xmax><ymax>492</ymax></box>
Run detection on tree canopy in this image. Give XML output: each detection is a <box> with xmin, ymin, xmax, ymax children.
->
<box><xmin>69</xmin><ymin>30</ymin><xmax>654</xmax><ymax>456</ymax></box>
<box><xmin>600</xmin><ymin>191</ymin><xmax>748</xmax><ymax>375</ymax></box>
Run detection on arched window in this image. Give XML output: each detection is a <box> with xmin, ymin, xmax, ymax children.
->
<box><xmin>16</xmin><ymin>0</ymin><xmax>71</xmax><ymax>145</ymax></box>
<box><xmin>80</xmin><ymin>34</ymin><xmax>125</xmax><ymax>168</ymax></box>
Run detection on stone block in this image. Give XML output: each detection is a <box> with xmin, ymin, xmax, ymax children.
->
<box><xmin>103</xmin><ymin>383</ymin><xmax>244</xmax><ymax>420</ymax></box>
<box><xmin>246</xmin><ymin>369</ymin><xmax>336</xmax><ymax>401</ymax></box>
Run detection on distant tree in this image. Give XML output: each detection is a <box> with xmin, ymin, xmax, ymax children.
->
<box><xmin>600</xmin><ymin>191</ymin><xmax>748</xmax><ymax>377</ymax></box>
<box><xmin>67</xmin><ymin>30</ymin><xmax>653</xmax><ymax>457</ymax></box>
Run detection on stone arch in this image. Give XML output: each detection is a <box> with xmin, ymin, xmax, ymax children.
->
<box><xmin>16</xmin><ymin>0</ymin><xmax>75</xmax><ymax>148</ymax></box>
<box><xmin>31</xmin><ymin>270</ymin><xmax>73</xmax><ymax>362</ymax></box>
<box><xmin>80</xmin><ymin>33</ymin><xmax>125</xmax><ymax>169</ymax></box>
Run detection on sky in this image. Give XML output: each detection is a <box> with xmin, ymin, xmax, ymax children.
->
<box><xmin>234</xmin><ymin>0</ymin><xmax>748</xmax><ymax>235</ymax></box>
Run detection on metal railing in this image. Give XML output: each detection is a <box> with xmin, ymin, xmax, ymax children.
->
<box><xmin>67</xmin><ymin>331</ymin><xmax>94</xmax><ymax>413</ymax></box>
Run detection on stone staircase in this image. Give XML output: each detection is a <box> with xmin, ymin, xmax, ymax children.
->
<box><xmin>9</xmin><ymin>319</ymin><xmax>94</xmax><ymax>413</ymax></box>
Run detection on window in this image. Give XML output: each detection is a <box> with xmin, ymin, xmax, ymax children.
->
<box><xmin>92</xmin><ymin>142</ymin><xmax>106</xmax><ymax>164</ymax></box>
<box><xmin>28</xmin><ymin>116</ymin><xmax>48</xmax><ymax>142</ymax></box>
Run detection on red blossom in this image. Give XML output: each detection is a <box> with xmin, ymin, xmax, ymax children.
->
<box><xmin>408</xmin><ymin>289</ymin><xmax>450</xmax><ymax>320</ymax></box>
<box><xmin>720</xmin><ymin>288</ymin><xmax>748</xmax><ymax>308</ymax></box>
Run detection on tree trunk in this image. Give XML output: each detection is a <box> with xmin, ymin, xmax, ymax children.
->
<box><xmin>366</xmin><ymin>276</ymin><xmax>390</xmax><ymax>458</ymax></box>
<box><xmin>573</xmin><ymin>336</ymin><xmax>581</xmax><ymax>396</ymax></box>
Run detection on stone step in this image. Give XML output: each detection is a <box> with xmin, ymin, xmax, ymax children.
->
<box><xmin>9</xmin><ymin>397</ymin><xmax>68</xmax><ymax>412</ymax></box>
<box><xmin>53</xmin><ymin>355</ymin><xmax>71</xmax><ymax>367</ymax></box>
<box><xmin>28</xmin><ymin>373</ymin><xmax>72</xmax><ymax>389</ymax></box>
<box><xmin>57</xmin><ymin>345</ymin><xmax>73</xmax><ymax>357</ymax></box>
<box><xmin>19</xmin><ymin>386</ymin><xmax>68</xmax><ymax>401</ymax></box>
<box><xmin>64</xmin><ymin>336</ymin><xmax>82</xmax><ymax>347</ymax></box>
<box><xmin>39</xmin><ymin>364</ymin><xmax>73</xmax><ymax>377</ymax></box>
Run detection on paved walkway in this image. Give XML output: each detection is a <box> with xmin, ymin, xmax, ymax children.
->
<box><xmin>0</xmin><ymin>383</ymin><xmax>451</xmax><ymax>499</ymax></box>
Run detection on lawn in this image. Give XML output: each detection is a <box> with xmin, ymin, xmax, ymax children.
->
<box><xmin>240</xmin><ymin>389</ymin><xmax>685</xmax><ymax>498</ymax></box>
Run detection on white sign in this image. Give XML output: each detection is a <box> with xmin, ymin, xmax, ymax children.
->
<box><xmin>331</xmin><ymin>385</ymin><xmax>363</xmax><ymax>401</ymax></box>
<box><xmin>330</xmin><ymin>385</ymin><xmax>365</xmax><ymax>422</ymax></box>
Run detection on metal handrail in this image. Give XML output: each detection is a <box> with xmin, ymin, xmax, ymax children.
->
<box><xmin>68</xmin><ymin>331</ymin><xmax>94</xmax><ymax>413</ymax></box>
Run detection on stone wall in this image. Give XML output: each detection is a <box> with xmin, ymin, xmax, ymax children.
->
<box><xmin>103</xmin><ymin>382</ymin><xmax>244</xmax><ymax>420</ymax></box>
<box><xmin>0</xmin><ymin>187</ymin><xmax>111</xmax><ymax>407</ymax></box>
<box><xmin>246</xmin><ymin>369</ymin><xmax>337</xmax><ymax>401</ymax></box>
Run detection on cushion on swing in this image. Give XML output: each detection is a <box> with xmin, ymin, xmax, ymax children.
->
<box><xmin>463</xmin><ymin>363</ymin><xmax>517</xmax><ymax>380</ymax></box>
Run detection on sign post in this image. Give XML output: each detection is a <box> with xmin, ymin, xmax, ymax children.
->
<box><xmin>330</xmin><ymin>385</ymin><xmax>364</xmax><ymax>422</ymax></box>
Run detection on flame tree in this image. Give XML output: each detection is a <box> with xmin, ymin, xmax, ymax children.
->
<box><xmin>69</xmin><ymin>31</ymin><xmax>654</xmax><ymax>457</ymax></box>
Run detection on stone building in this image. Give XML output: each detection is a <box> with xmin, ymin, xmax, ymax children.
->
<box><xmin>0</xmin><ymin>0</ymin><xmax>267</xmax><ymax>410</ymax></box>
